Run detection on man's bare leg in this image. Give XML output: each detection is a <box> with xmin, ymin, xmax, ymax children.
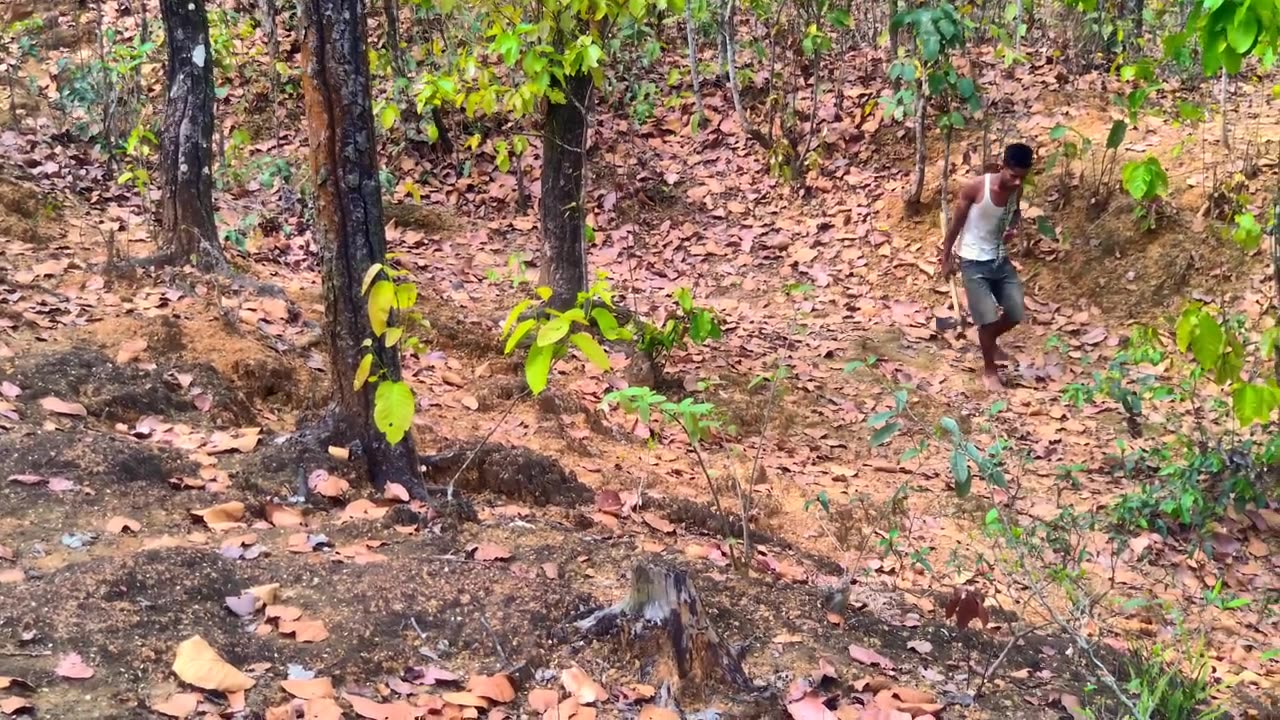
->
<box><xmin>978</xmin><ymin>315</ymin><xmax>1017</xmax><ymax>389</ymax></box>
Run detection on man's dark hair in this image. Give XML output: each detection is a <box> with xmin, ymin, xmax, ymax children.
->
<box><xmin>1004</xmin><ymin>142</ymin><xmax>1034</xmax><ymax>170</ymax></box>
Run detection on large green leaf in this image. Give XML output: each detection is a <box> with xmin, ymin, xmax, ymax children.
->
<box><xmin>536</xmin><ymin>316</ymin><xmax>571</xmax><ymax>348</ymax></box>
<box><xmin>1105</xmin><ymin>119</ymin><xmax>1127</xmax><ymax>150</ymax></box>
<box><xmin>1228</xmin><ymin>9</ymin><xmax>1259</xmax><ymax>54</ymax></box>
<box><xmin>570</xmin><ymin>332</ymin><xmax>610</xmax><ymax>371</ymax></box>
<box><xmin>524</xmin><ymin>342</ymin><xmax>554</xmax><ymax>395</ymax></box>
<box><xmin>1189</xmin><ymin>312</ymin><xmax>1225</xmax><ymax>371</ymax></box>
<box><xmin>1233</xmin><ymin>382</ymin><xmax>1278</xmax><ymax>426</ymax></box>
<box><xmin>505</xmin><ymin>318</ymin><xmax>536</xmax><ymax>354</ymax></box>
<box><xmin>373</xmin><ymin>380</ymin><xmax>415</xmax><ymax>444</ymax></box>
<box><xmin>591</xmin><ymin>307</ymin><xmax>624</xmax><ymax>340</ymax></box>
<box><xmin>870</xmin><ymin>421</ymin><xmax>901</xmax><ymax>447</ymax></box>
<box><xmin>367</xmin><ymin>280</ymin><xmax>396</xmax><ymax>337</ymax></box>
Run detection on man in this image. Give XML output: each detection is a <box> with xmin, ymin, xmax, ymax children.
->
<box><xmin>939</xmin><ymin>142</ymin><xmax>1033</xmax><ymax>391</ymax></box>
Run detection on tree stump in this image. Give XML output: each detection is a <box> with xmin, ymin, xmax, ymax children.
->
<box><xmin>576</xmin><ymin>563</ymin><xmax>754</xmax><ymax>703</ymax></box>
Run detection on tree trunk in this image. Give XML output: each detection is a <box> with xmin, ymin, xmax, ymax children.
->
<box><xmin>539</xmin><ymin>71</ymin><xmax>593</xmax><ymax>310</ymax></box>
<box><xmin>158</xmin><ymin>0</ymin><xmax>226</xmax><ymax>271</ymax></box>
<box><xmin>685</xmin><ymin>0</ymin><xmax>704</xmax><ymax>124</ymax></box>
<box><xmin>299</xmin><ymin>0</ymin><xmax>424</xmax><ymax>494</ymax></box>
<box><xmin>908</xmin><ymin>74</ymin><xmax>927</xmax><ymax>206</ymax></box>
<box><xmin>576</xmin><ymin>563</ymin><xmax>754</xmax><ymax>702</ymax></box>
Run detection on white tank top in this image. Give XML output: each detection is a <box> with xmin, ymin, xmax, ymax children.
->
<box><xmin>958</xmin><ymin>174</ymin><xmax>1011</xmax><ymax>261</ymax></box>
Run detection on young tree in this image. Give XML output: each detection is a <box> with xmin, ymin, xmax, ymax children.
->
<box><xmin>299</xmin><ymin>0</ymin><xmax>425</xmax><ymax>495</ymax></box>
<box><xmin>412</xmin><ymin>0</ymin><xmax>679</xmax><ymax>309</ymax></box>
<box><xmin>158</xmin><ymin>0</ymin><xmax>227</xmax><ymax>270</ymax></box>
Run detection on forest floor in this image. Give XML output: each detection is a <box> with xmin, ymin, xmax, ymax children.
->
<box><xmin>2</xmin><ymin>2</ymin><xmax>1280</xmax><ymax>720</ymax></box>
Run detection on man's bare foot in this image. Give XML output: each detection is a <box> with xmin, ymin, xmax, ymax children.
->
<box><xmin>982</xmin><ymin>369</ymin><xmax>1004</xmax><ymax>392</ymax></box>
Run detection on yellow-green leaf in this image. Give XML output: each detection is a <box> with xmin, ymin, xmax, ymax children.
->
<box><xmin>570</xmin><ymin>332</ymin><xmax>610</xmax><ymax>371</ymax></box>
<box><xmin>395</xmin><ymin>283</ymin><xmax>418</xmax><ymax>309</ymax></box>
<box><xmin>536</xmin><ymin>316</ymin><xmax>571</xmax><ymax>348</ymax></box>
<box><xmin>502</xmin><ymin>300</ymin><xmax>533</xmax><ymax>338</ymax></box>
<box><xmin>353</xmin><ymin>353</ymin><xmax>374</xmax><ymax>391</ymax></box>
<box><xmin>525</xmin><ymin>343</ymin><xmax>553</xmax><ymax>395</ymax></box>
<box><xmin>373</xmin><ymin>381</ymin><xmax>415</xmax><ymax>444</ymax></box>
<box><xmin>361</xmin><ymin>264</ymin><xmax>384</xmax><ymax>295</ymax></box>
<box><xmin>384</xmin><ymin>327</ymin><xmax>404</xmax><ymax>347</ymax></box>
<box><xmin>368</xmin><ymin>280</ymin><xmax>395</xmax><ymax>337</ymax></box>
<box><xmin>505</xmin><ymin>318</ymin><xmax>536</xmax><ymax>354</ymax></box>
<box><xmin>535</xmin><ymin>286</ymin><xmax>553</xmax><ymax>301</ymax></box>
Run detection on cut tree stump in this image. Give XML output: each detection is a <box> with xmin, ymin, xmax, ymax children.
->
<box><xmin>576</xmin><ymin>563</ymin><xmax>755</xmax><ymax>703</ymax></box>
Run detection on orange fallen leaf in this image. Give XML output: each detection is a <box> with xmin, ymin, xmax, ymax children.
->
<box><xmin>309</xmin><ymin>470</ymin><xmax>350</xmax><ymax>498</ymax></box>
<box><xmin>151</xmin><ymin>692</ymin><xmax>202</xmax><ymax>718</ymax></box>
<box><xmin>341</xmin><ymin>498</ymin><xmax>389</xmax><ymax>521</ymax></box>
<box><xmin>279</xmin><ymin>619</ymin><xmax>330</xmax><ymax>643</ymax></box>
<box><xmin>116</xmin><ymin>339</ymin><xmax>148</xmax><ymax>363</ymax></box>
<box><xmin>527</xmin><ymin>689</ymin><xmax>559</xmax><ymax>712</ymax></box>
<box><xmin>466</xmin><ymin>674</ymin><xmax>515</xmax><ymax>703</ymax></box>
<box><xmin>191</xmin><ymin>502</ymin><xmax>246</xmax><ymax>530</ymax></box>
<box><xmin>265</xmin><ymin>605</ymin><xmax>304</xmax><ymax>622</ymax></box>
<box><xmin>54</xmin><ymin>653</ymin><xmax>95</xmax><ymax>679</ymax></box>
<box><xmin>639</xmin><ymin>706</ymin><xmax>681</xmax><ymax>720</ymax></box>
<box><xmin>471</xmin><ymin>543</ymin><xmax>512</xmax><ymax>562</ymax></box>
<box><xmin>384</xmin><ymin>483</ymin><xmax>411</xmax><ymax>502</ymax></box>
<box><xmin>327</xmin><ymin>446</ymin><xmax>350</xmax><ymax>461</ymax></box>
<box><xmin>282</xmin><ymin>677</ymin><xmax>336</xmax><ymax>700</ymax></box>
<box><xmin>0</xmin><ymin>568</ymin><xmax>23</xmax><ymax>584</ymax></box>
<box><xmin>560</xmin><ymin>666</ymin><xmax>606</xmax><ymax>705</ymax></box>
<box><xmin>440</xmin><ymin>691</ymin><xmax>489</xmax><ymax>708</ymax></box>
<box><xmin>39</xmin><ymin>396</ymin><xmax>87</xmax><ymax>417</ymax></box>
<box><xmin>785</xmin><ymin>693</ymin><xmax>836</xmax><ymax>720</ymax></box>
<box><xmin>105</xmin><ymin>516</ymin><xmax>141</xmax><ymax>534</ymax></box>
<box><xmin>171</xmin><ymin>635</ymin><xmax>255</xmax><ymax>691</ymax></box>
<box><xmin>344</xmin><ymin>693</ymin><xmax>426</xmax><ymax>719</ymax></box>
<box><xmin>0</xmin><ymin>696</ymin><xmax>33</xmax><ymax>715</ymax></box>
<box><xmin>848</xmin><ymin>644</ymin><xmax>896</xmax><ymax>670</ymax></box>
<box><xmin>265</xmin><ymin>503</ymin><xmax>305</xmax><ymax>528</ymax></box>
<box><xmin>642</xmin><ymin>512</ymin><xmax>676</xmax><ymax>534</ymax></box>
<box><xmin>305</xmin><ymin>697</ymin><xmax>344</xmax><ymax>720</ymax></box>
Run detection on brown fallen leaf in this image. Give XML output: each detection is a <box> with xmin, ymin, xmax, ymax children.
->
<box><xmin>328</xmin><ymin>445</ymin><xmax>351</xmax><ymax>461</ymax></box>
<box><xmin>467</xmin><ymin>674</ymin><xmax>516</xmax><ymax>703</ymax></box>
<box><xmin>785</xmin><ymin>693</ymin><xmax>836</xmax><ymax>720</ymax></box>
<box><xmin>39</xmin><ymin>396</ymin><xmax>87</xmax><ymax>417</ymax></box>
<box><xmin>0</xmin><ymin>568</ymin><xmax>23</xmax><ymax>584</ymax></box>
<box><xmin>171</xmin><ymin>635</ymin><xmax>256</xmax><ymax>691</ymax></box>
<box><xmin>303</xmin><ymin>697</ymin><xmax>344</xmax><ymax>720</ymax></box>
<box><xmin>0</xmin><ymin>679</ymin><xmax>30</xmax><ymax>691</ymax></box>
<box><xmin>282</xmin><ymin>677</ymin><xmax>335</xmax><ymax>700</ymax></box>
<box><xmin>54</xmin><ymin>653</ymin><xmax>95</xmax><ymax>679</ymax></box>
<box><xmin>0</xmin><ymin>545</ymin><xmax>12</xmax><ymax>561</ymax></box>
<box><xmin>0</xmin><ymin>696</ymin><xmax>33</xmax><ymax>715</ymax></box>
<box><xmin>527</xmin><ymin>688</ymin><xmax>559</xmax><ymax>712</ymax></box>
<box><xmin>105</xmin><ymin>516</ymin><xmax>141</xmax><ymax>534</ymax></box>
<box><xmin>308</xmin><ymin>470</ymin><xmax>350</xmax><ymax>498</ymax></box>
<box><xmin>265</xmin><ymin>605</ymin><xmax>304</xmax><ymax>622</ymax></box>
<box><xmin>151</xmin><ymin>692</ymin><xmax>202</xmax><ymax>718</ymax></box>
<box><xmin>247</xmin><ymin>583</ymin><xmax>280</xmax><ymax>607</ymax></box>
<box><xmin>383</xmin><ymin>483</ymin><xmax>410</xmax><ymax>502</ymax></box>
<box><xmin>906</xmin><ymin>639</ymin><xmax>932</xmax><ymax>655</ymax></box>
<box><xmin>440</xmin><ymin>691</ymin><xmax>489</xmax><ymax>708</ymax></box>
<box><xmin>638</xmin><ymin>706</ymin><xmax>681</xmax><ymax>720</ymax></box>
<box><xmin>265</xmin><ymin>503</ymin><xmax>305</xmax><ymax>528</ymax></box>
<box><xmin>471</xmin><ymin>543</ymin><xmax>512</xmax><ymax>562</ymax></box>
<box><xmin>642</xmin><ymin>512</ymin><xmax>676</xmax><ymax>534</ymax></box>
<box><xmin>191</xmin><ymin>502</ymin><xmax>246</xmax><ymax>530</ymax></box>
<box><xmin>560</xmin><ymin>666</ymin><xmax>607</xmax><ymax>705</ymax></box>
<box><xmin>116</xmin><ymin>339</ymin><xmax>148</xmax><ymax>363</ymax></box>
<box><xmin>1060</xmin><ymin>693</ymin><xmax>1089</xmax><ymax>720</ymax></box>
<box><xmin>279</xmin><ymin>619</ymin><xmax>330</xmax><ymax>643</ymax></box>
<box><xmin>848</xmin><ymin>644</ymin><xmax>896</xmax><ymax>670</ymax></box>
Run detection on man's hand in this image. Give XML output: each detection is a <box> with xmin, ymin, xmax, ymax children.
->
<box><xmin>939</xmin><ymin>250</ymin><xmax>956</xmax><ymax>278</ymax></box>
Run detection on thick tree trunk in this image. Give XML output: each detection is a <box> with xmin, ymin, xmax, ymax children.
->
<box><xmin>539</xmin><ymin>71</ymin><xmax>593</xmax><ymax>310</ymax></box>
<box><xmin>158</xmin><ymin>0</ymin><xmax>226</xmax><ymax>271</ymax></box>
<box><xmin>299</xmin><ymin>0</ymin><xmax>424</xmax><ymax>494</ymax></box>
<box><xmin>576</xmin><ymin>563</ymin><xmax>754</xmax><ymax>702</ymax></box>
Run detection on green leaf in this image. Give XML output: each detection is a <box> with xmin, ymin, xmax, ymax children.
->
<box><xmin>502</xmin><ymin>299</ymin><xmax>534</xmax><ymax>338</ymax></box>
<box><xmin>353</xmin><ymin>353</ymin><xmax>374</xmax><ymax>391</ymax></box>
<box><xmin>951</xmin><ymin>447</ymin><xmax>972</xmax><ymax>497</ymax></box>
<box><xmin>867</xmin><ymin>410</ymin><xmax>896</xmax><ymax>429</ymax></box>
<box><xmin>1105</xmin><ymin>119</ymin><xmax>1127</xmax><ymax>150</ymax></box>
<box><xmin>395</xmin><ymin>283</ymin><xmax>418</xmax><ymax>309</ymax></box>
<box><xmin>383</xmin><ymin>327</ymin><xmax>403</xmax><ymax>347</ymax></box>
<box><xmin>591</xmin><ymin>307</ymin><xmax>623</xmax><ymax>340</ymax></box>
<box><xmin>1261</xmin><ymin>327</ymin><xmax>1279</xmax><ymax>358</ymax></box>
<box><xmin>1175</xmin><ymin>304</ymin><xmax>1201</xmax><ymax>352</ymax></box>
<box><xmin>367</xmin><ymin>280</ymin><xmax>395</xmax><ymax>337</ymax></box>
<box><xmin>938</xmin><ymin>416</ymin><xmax>963</xmax><ymax>439</ymax></box>
<box><xmin>1050</xmin><ymin>124</ymin><xmax>1069</xmax><ymax>141</ymax></box>
<box><xmin>504</xmin><ymin>318</ymin><xmax>536</xmax><ymax>354</ymax></box>
<box><xmin>1228</xmin><ymin>8</ymin><xmax>1259</xmax><ymax>54</ymax></box>
<box><xmin>524</xmin><ymin>342</ymin><xmax>554</xmax><ymax>395</ymax></box>
<box><xmin>535</xmin><ymin>286</ymin><xmax>553</xmax><ymax>301</ymax></box>
<box><xmin>570</xmin><ymin>332</ymin><xmax>610</xmax><ymax>371</ymax></box>
<box><xmin>1036</xmin><ymin>216</ymin><xmax>1057</xmax><ymax>240</ymax></box>
<box><xmin>1232</xmin><ymin>382</ymin><xmax>1278</xmax><ymax>427</ymax></box>
<box><xmin>373</xmin><ymin>380</ymin><xmax>415</xmax><ymax>444</ymax></box>
<box><xmin>1189</xmin><ymin>312</ymin><xmax>1225</xmax><ymax>371</ymax></box>
<box><xmin>536</xmin><ymin>316</ymin><xmax>571</xmax><ymax>348</ymax></box>
<box><xmin>870</xmin><ymin>421</ymin><xmax>901</xmax><ymax>447</ymax></box>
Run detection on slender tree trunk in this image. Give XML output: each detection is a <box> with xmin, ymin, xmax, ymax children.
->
<box><xmin>886</xmin><ymin>0</ymin><xmax>898</xmax><ymax>66</ymax></box>
<box><xmin>539</xmin><ymin>71</ymin><xmax>593</xmax><ymax>310</ymax></box>
<box><xmin>158</xmin><ymin>0</ymin><xmax>226</xmax><ymax>271</ymax></box>
<box><xmin>1220</xmin><ymin>69</ymin><xmax>1231</xmax><ymax>151</ymax></box>
<box><xmin>908</xmin><ymin>74</ymin><xmax>927</xmax><ymax>206</ymax></box>
<box><xmin>299</xmin><ymin>0</ymin><xmax>424</xmax><ymax>493</ymax></box>
<box><xmin>258</xmin><ymin>0</ymin><xmax>280</xmax><ymax>145</ymax></box>
<box><xmin>941</xmin><ymin>123</ymin><xmax>953</xmax><ymax>222</ymax></box>
<box><xmin>685</xmin><ymin>0</ymin><xmax>705</xmax><ymax>125</ymax></box>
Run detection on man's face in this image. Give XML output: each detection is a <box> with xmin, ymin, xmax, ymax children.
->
<box><xmin>999</xmin><ymin>166</ymin><xmax>1030</xmax><ymax>191</ymax></box>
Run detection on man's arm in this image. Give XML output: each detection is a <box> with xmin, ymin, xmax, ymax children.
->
<box><xmin>941</xmin><ymin>179</ymin><xmax>978</xmax><ymax>262</ymax></box>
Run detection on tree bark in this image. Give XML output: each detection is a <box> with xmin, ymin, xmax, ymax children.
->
<box><xmin>908</xmin><ymin>73</ymin><xmax>927</xmax><ymax>207</ymax></box>
<box><xmin>299</xmin><ymin>0</ymin><xmax>424</xmax><ymax>494</ymax></box>
<box><xmin>576</xmin><ymin>563</ymin><xmax>754</xmax><ymax>702</ymax></box>
<box><xmin>158</xmin><ymin>0</ymin><xmax>226</xmax><ymax>271</ymax></box>
<box><xmin>539</xmin><ymin>71</ymin><xmax>593</xmax><ymax>310</ymax></box>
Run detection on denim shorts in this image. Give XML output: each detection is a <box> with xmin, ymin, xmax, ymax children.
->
<box><xmin>960</xmin><ymin>257</ymin><xmax>1025</xmax><ymax>327</ymax></box>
